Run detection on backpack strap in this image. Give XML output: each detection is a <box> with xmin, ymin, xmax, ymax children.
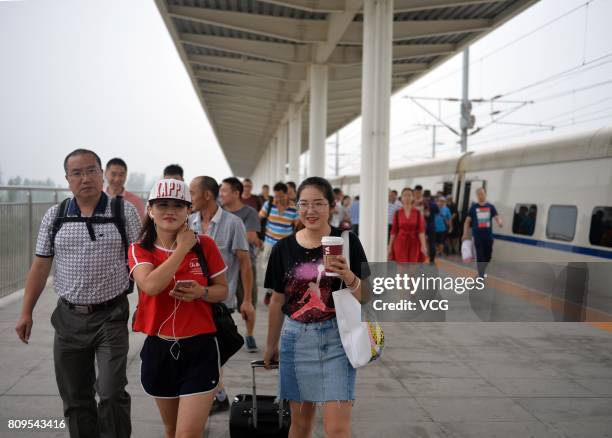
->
<box><xmin>341</xmin><ymin>230</ymin><xmax>351</xmax><ymax>289</ymax></box>
<box><xmin>111</xmin><ymin>196</ymin><xmax>129</xmax><ymax>261</ymax></box>
<box><xmin>259</xmin><ymin>201</ymin><xmax>275</xmax><ymax>239</ymax></box>
<box><xmin>341</xmin><ymin>230</ymin><xmax>351</xmax><ymax>266</ymax></box>
<box><xmin>111</xmin><ymin>196</ymin><xmax>134</xmax><ymax>294</ymax></box>
<box><xmin>50</xmin><ymin>198</ymin><xmax>71</xmax><ymax>255</ymax></box>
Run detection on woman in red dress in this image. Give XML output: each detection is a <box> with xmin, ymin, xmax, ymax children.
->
<box><xmin>388</xmin><ymin>187</ymin><xmax>428</xmax><ymax>262</ymax></box>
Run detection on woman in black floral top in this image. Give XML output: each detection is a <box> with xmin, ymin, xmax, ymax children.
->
<box><xmin>264</xmin><ymin>177</ymin><xmax>369</xmax><ymax>438</ymax></box>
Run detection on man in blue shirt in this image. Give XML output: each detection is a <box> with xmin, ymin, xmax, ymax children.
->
<box><xmin>350</xmin><ymin>195</ymin><xmax>360</xmax><ymax>236</ymax></box>
<box><xmin>463</xmin><ymin>187</ymin><xmax>503</xmax><ymax>277</ymax></box>
<box><xmin>434</xmin><ymin>196</ymin><xmax>452</xmax><ymax>257</ymax></box>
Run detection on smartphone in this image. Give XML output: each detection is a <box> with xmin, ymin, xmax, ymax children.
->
<box><xmin>174</xmin><ymin>280</ymin><xmax>195</xmax><ymax>289</ymax></box>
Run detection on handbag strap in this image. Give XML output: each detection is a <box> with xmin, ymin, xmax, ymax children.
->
<box><xmin>341</xmin><ymin>230</ymin><xmax>350</xmax><ymax>288</ymax></box>
<box><xmin>191</xmin><ymin>241</ymin><xmax>210</xmax><ymax>281</ymax></box>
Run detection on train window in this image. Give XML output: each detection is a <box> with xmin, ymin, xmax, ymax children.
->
<box><xmin>589</xmin><ymin>207</ymin><xmax>612</xmax><ymax>248</ymax></box>
<box><xmin>546</xmin><ymin>205</ymin><xmax>577</xmax><ymax>242</ymax></box>
<box><xmin>512</xmin><ymin>204</ymin><xmax>537</xmax><ymax>236</ymax></box>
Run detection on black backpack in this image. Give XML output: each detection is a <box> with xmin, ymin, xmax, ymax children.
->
<box><xmin>50</xmin><ymin>196</ymin><xmax>133</xmax><ymax>293</ymax></box>
<box><xmin>258</xmin><ymin>200</ymin><xmax>273</xmax><ymax>241</ymax></box>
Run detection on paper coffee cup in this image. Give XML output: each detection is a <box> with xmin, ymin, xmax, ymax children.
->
<box><xmin>322</xmin><ymin>236</ymin><xmax>344</xmax><ymax>276</ymax></box>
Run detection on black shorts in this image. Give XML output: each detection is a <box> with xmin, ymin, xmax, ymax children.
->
<box><xmin>435</xmin><ymin>231</ymin><xmax>448</xmax><ymax>244</ymax></box>
<box><xmin>140</xmin><ymin>333</ymin><xmax>220</xmax><ymax>398</ymax></box>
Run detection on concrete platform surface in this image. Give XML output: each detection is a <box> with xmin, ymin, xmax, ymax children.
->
<box><xmin>1</xmin><ymin>280</ymin><xmax>611</xmax><ymax>438</ymax></box>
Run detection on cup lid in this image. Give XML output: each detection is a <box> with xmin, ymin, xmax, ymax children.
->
<box><xmin>321</xmin><ymin>236</ymin><xmax>344</xmax><ymax>245</ymax></box>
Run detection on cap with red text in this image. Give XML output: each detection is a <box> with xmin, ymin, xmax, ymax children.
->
<box><xmin>148</xmin><ymin>179</ymin><xmax>191</xmax><ymax>205</ymax></box>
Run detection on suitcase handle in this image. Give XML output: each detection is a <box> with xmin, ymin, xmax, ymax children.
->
<box><xmin>251</xmin><ymin>359</ymin><xmax>279</xmax><ymax>369</ymax></box>
<box><xmin>250</xmin><ymin>360</ymin><xmax>284</xmax><ymax>430</ymax></box>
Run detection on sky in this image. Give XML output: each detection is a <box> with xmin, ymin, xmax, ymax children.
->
<box><xmin>0</xmin><ymin>0</ymin><xmax>230</xmax><ymax>188</ymax></box>
<box><xmin>1</xmin><ymin>0</ymin><xmax>611</xmax><ymax>187</ymax></box>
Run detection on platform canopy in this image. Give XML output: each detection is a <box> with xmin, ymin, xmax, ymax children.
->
<box><xmin>156</xmin><ymin>0</ymin><xmax>538</xmax><ymax>177</ymax></box>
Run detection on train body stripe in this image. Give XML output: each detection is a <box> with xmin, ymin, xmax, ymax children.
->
<box><xmin>492</xmin><ymin>233</ymin><xmax>612</xmax><ymax>260</ymax></box>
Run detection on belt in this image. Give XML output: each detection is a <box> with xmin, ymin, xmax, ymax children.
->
<box><xmin>61</xmin><ymin>293</ymin><xmax>125</xmax><ymax>315</ymax></box>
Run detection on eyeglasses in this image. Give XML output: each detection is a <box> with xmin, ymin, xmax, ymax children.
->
<box><xmin>67</xmin><ymin>167</ymin><xmax>101</xmax><ymax>179</ymax></box>
<box><xmin>296</xmin><ymin>201</ymin><xmax>329</xmax><ymax>212</ymax></box>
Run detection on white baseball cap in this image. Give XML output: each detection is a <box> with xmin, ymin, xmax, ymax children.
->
<box><xmin>148</xmin><ymin>179</ymin><xmax>191</xmax><ymax>205</ymax></box>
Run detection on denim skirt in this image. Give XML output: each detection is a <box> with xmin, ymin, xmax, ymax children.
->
<box><xmin>279</xmin><ymin>317</ymin><xmax>356</xmax><ymax>402</ymax></box>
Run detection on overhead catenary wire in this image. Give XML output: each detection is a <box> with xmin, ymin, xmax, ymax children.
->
<box><xmin>464</xmin><ymin>98</ymin><xmax>612</xmax><ymax>145</ymax></box>
<box><xmin>409</xmin><ymin>0</ymin><xmax>598</xmax><ymax>94</ymax></box>
<box><xmin>539</xmin><ymin>96</ymin><xmax>612</xmax><ymax>122</ymax></box>
<box><xmin>338</xmin><ymin>0</ymin><xmax>611</xmax><ymax>165</ymax></box>
<box><xmin>492</xmin><ymin>51</ymin><xmax>612</xmax><ymax>100</ymax></box>
<box><xmin>468</xmin><ymin>111</ymin><xmax>612</xmax><ymax>148</ymax></box>
<box><xmin>439</xmin><ymin>67</ymin><xmax>612</xmax><ymax>139</ymax></box>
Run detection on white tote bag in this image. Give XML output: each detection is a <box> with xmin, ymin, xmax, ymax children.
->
<box><xmin>332</xmin><ymin>231</ymin><xmax>384</xmax><ymax>368</ymax></box>
<box><xmin>461</xmin><ymin>239</ymin><xmax>474</xmax><ymax>262</ymax></box>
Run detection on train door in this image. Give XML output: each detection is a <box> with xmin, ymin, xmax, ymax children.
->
<box><xmin>459</xmin><ymin>179</ymin><xmax>486</xmax><ymax>221</ymax></box>
<box><xmin>442</xmin><ymin>181</ymin><xmax>453</xmax><ymax>196</ymax></box>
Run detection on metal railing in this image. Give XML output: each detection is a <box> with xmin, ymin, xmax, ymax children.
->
<box><xmin>0</xmin><ymin>186</ymin><xmax>147</xmax><ymax>298</ymax></box>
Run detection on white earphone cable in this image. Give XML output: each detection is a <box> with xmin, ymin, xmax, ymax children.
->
<box><xmin>152</xmin><ymin>219</ymin><xmax>181</xmax><ymax>360</ymax></box>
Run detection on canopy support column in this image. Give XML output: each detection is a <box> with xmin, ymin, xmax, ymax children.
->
<box><xmin>288</xmin><ymin>104</ymin><xmax>303</xmax><ymax>183</ymax></box>
<box><xmin>308</xmin><ymin>64</ymin><xmax>328</xmax><ymax>177</ymax></box>
<box><xmin>359</xmin><ymin>0</ymin><xmax>394</xmax><ymax>262</ymax></box>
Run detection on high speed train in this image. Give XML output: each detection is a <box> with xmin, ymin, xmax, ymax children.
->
<box><xmin>331</xmin><ymin>127</ymin><xmax>612</xmax><ymax>264</ymax></box>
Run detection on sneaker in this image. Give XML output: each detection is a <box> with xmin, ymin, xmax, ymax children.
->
<box><xmin>210</xmin><ymin>396</ymin><xmax>230</xmax><ymax>415</ymax></box>
<box><xmin>245</xmin><ymin>336</ymin><xmax>258</xmax><ymax>353</ymax></box>
<box><xmin>264</xmin><ymin>291</ymin><xmax>272</xmax><ymax>306</ymax></box>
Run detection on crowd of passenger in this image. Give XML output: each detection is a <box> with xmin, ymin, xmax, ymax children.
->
<box><xmin>15</xmin><ymin>148</ymin><xmax>500</xmax><ymax>438</ymax></box>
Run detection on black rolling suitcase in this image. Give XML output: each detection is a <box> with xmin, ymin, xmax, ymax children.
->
<box><xmin>229</xmin><ymin>360</ymin><xmax>291</xmax><ymax>438</ymax></box>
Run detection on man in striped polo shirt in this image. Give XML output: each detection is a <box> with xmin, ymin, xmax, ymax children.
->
<box><xmin>259</xmin><ymin>182</ymin><xmax>299</xmax><ymax>247</ymax></box>
<box><xmin>259</xmin><ymin>182</ymin><xmax>298</xmax><ymax>305</ymax></box>
<box><xmin>259</xmin><ymin>182</ymin><xmax>298</xmax><ymax>255</ymax></box>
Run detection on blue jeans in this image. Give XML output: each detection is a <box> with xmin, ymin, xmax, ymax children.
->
<box><xmin>279</xmin><ymin>317</ymin><xmax>355</xmax><ymax>402</ymax></box>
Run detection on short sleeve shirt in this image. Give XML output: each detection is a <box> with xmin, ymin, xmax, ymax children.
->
<box><xmin>128</xmin><ymin>235</ymin><xmax>226</xmax><ymax>337</ymax></box>
<box><xmin>388</xmin><ymin>202</ymin><xmax>401</xmax><ymax>225</ymax></box>
<box><xmin>435</xmin><ymin>206</ymin><xmax>451</xmax><ymax>233</ymax></box>
<box><xmin>228</xmin><ymin>205</ymin><xmax>261</xmax><ymax>263</ymax></box>
<box><xmin>259</xmin><ymin>201</ymin><xmax>298</xmax><ymax>245</ymax></box>
<box><xmin>469</xmin><ymin>202</ymin><xmax>498</xmax><ymax>240</ymax></box>
<box><xmin>264</xmin><ymin>228</ymin><xmax>370</xmax><ymax>323</ymax></box>
<box><xmin>350</xmin><ymin>201</ymin><xmax>360</xmax><ymax>225</ymax></box>
<box><xmin>190</xmin><ymin>207</ymin><xmax>249</xmax><ymax>309</ymax></box>
<box><xmin>331</xmin><ymin>205</ymin><xmax>346</xmax><ymax>228</ymax></box>
<box><xmin>35</xmin><ymin>192</ymin><xmax>142</xmax><ymax>304</ymax></box>
<box><xmin>120</xmin><ymin>190</ymin><xmax>146</xmax><ymax>220</ymax></box>
<box><xmin>242</xmin><ymin>195</ymin><xmax>263</xmax><ymax>212</ymax></box>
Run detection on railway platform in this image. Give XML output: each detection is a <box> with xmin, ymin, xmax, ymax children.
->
<box><xmin>1</xmin><ymin>264</ymin><xmax>611</xmax><ymax>438</ymax></box>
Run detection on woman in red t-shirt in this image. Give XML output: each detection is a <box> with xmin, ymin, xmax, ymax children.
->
<box><xmin>128</xmin><ymin>179</ymin><xmax>228</xmax><ymax>438</ymax></box>
<box><xmin>388</xmin><ymin>187</ymin><xmax>428</xmax><ymax>262</ymax></box>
